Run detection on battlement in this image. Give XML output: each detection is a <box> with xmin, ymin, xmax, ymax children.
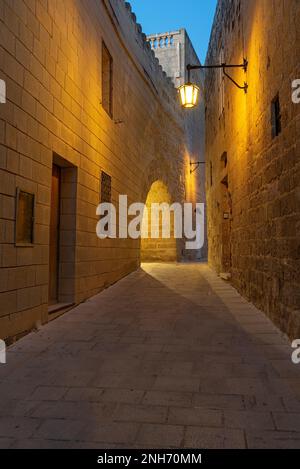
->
<box><xmin>105</xmin><ymin>1</ymin><xmax>182</xmax><ymax>119</ymax></box>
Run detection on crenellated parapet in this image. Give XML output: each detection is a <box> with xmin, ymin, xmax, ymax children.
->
<box><xmin>109</xmin><ymin>0</ymin><xmax>180</xmax><ymax>112</ymax></box>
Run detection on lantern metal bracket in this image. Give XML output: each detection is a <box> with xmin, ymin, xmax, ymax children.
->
<box><xmin>190</xmin><ymin>161</ymin><xmax>205</xmax><ymax>174</ymax></box>
<box><xmin>187</xmin><ymin>58</ymin><xmax>248</xmax><ymax>93</ymax></box>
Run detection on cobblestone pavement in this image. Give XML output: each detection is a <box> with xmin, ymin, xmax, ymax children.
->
<box><xmin>1</xmin><ymin>263</ymin><xmax>300</xmax><ymax>449</ymax></box>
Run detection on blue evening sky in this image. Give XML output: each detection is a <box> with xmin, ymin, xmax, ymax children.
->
<box><xmin>128</xmin><ymin>0</ymin><xmax>218</xmax><ymax>63</ymax></box>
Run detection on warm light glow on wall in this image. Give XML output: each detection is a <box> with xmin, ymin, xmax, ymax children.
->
<box><xmin>141</xmin><ymin>180</ymin><xmax>177</xmax><ymax>262</ymax></box>
<box><xmin>184</xmin><ymin>150</ymin><xmax>197</xmax><ymax>203</ymax></box>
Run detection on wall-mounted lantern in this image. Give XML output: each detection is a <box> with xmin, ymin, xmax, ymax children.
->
<box><xmin>179</xmin><ymin>83</ymin><xmax>200</xmax><ymax>109</ymax></box>
<box><xmin>179</xmin><ymin>58</ymin><xmax>248</xmax><ymax>109</ymax></box>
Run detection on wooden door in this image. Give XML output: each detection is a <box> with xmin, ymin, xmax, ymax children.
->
<box><xmin>221</xmin><ymin>178</ymin><xmax>232</xmax><ymax>273</ymax></box>
<box><xmin>49</xmin><ymin>165</ymin><xmax>61</xmax><ymax>305</ymax></box>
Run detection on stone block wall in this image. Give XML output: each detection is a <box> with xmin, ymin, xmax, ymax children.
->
<box><xmin>205</xmin><ymin>0</ymin><xmax>300</xmax><ymax>337</ymax></box>
<box><xmin>0</xmin><ymin>0</ymin><xmax>197</xmax><ymax>341</ymax></box>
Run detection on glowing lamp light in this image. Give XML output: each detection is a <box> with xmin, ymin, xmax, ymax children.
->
<box><xmin>178</xmin><ymin>82</ymin><xmax>200</xmax><ymax>108</ymax></box>
<box><xmin>179</xmin><ymin>59</ymin><xmax>248</xmax><ymax>109</ymax></box>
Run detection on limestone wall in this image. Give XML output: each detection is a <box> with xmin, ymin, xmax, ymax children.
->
<box><xmin>205</xmin><ymin>0</ymin><xmax>300</xmax><ymax>337</ymax></box>
<box><xmin>0</xmin><ymin>0</ymin><xmax>194</xmax><ymax>340</ymax></box>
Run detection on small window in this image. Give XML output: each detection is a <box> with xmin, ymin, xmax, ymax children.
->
<box><xmin>271</xmin><ymin>94</ymin><xmax>281</xmax><ymax>138</ymax></box>
<box><xmin>15</xmin><ymin>188</ymin><xmax>35</xmax><ymax>245</ymax></box>
<box><xmin>210</xmin><ymin>162</ymin><xmax>213</xmax><ymax>187</ymax></box>
<box><xmin>102</xmin><ymin>42</ymin><xmax>113</xmax><ymax>117</ymax></box>
<box><xmin>218</xmin><ymin>47</ymin><xmax>225</xmax><ymax>118</ymax></box>
<box><xmin>221</xmin><ymin>151</ymin><xmax>228</xmax><ymax>168</ymax></box>
<box><xmin>100</xmin><ymin>171</ymin><xmax>112</xmax><ymax>203</ymax></box>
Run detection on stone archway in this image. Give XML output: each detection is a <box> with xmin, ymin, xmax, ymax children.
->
<box><xmin>141</xmin><ymin>180</ymin><xmax>178</xmax><ymax>262</ymax></box>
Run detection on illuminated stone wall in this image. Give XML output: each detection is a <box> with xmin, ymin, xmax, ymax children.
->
<box><xmin>148</xmin><ymin>29</ymin><xmax>207</xmax><ymax>260</ymax></box>
<box><xmin>205</xmin><ymin>0</ymin><xmax>300</xmax><ymax>337</ymax></box>
<box><xmin>0</xmin><ymin>0</ymin><xmax>200</xmax><ymax>340</ymax></box>
<box><xmin>141</xmin><ymin>180</ymin><xmax>178</xmax><ymax>262</ymax></box>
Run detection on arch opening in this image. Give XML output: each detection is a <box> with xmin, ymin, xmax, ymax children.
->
<box><xmin>141</xmin><ymin>180</ymin><xmax>178</xmax><ymax>262</ymax></box>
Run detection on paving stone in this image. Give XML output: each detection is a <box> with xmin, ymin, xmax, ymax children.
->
<box><xmin>64</xmin><ymin>387</ymin><xmax>104</xmax><ymax>402</ymax></box>
<box><xmin>33</xmin><ymin>419</ymin><xmax>86</xmax><ymax>441</ymax></box>
<box><xmin>142</xmin><ymin>390</ymin><xmax>193</xmax><ymax>407</ymax></box>
<box><xmin>282</xmin><ymin>396</ymin><xmax>300</xmax><ymax>412</ymax></box>
<box><xmin>159</xmin><ymin>361</ymin><xmax>194</xmax><ymax>376</ymax></box>
<box><xmin>230</xmin><ymin>362</ymin><xmax>277</xmax><ymax>378</ymax></box>
<box><xmin>10</xmin><ymin>439</ymin><xmax>73</xmax><ymax>449</ymax></box>
<box><xmin>246</xmin><ymin>430</ymin><xmax>300</xmax><ymax>449</ymax></box>
<box><xmin>285</xmin><ymin>379</ymin><xmax>300</xmax><ymax>399</ymax></box>
<box><xmin>153</xmin><ymin>376</ymin><xmax>200</xmax><ymax>393</ymax></box>
<box><xmin>100</xmin><ymin>388</ymin><xmax>145</xmax><ymax>404</ymax></box>
<box><xmin>114</xmin><ymin>404</ymin><xmax>168</xmax><ymax>424</ymax></box>
<box><xmin>45</xmin><ymin>371</ymin><xmax>95</xmax><ymax>387</ymax></box>
<box><xmin>168</xmin><ymin>407</ymin><xmax>222</xmax><ymax>427</ymax></box>
<box><xmin>184</xmin><ymin>426</ymin><xmax>246</xmax><ymax>449</ymax></box>
<box><xmin>66</xmin><ymin>441</ymin><xmax>120</xmax><ymax>449</ymax></box>
<box><xmin>80</xmin><ymin>422</ymin><xmax>139</xmax><ymax>444</ymax></box>
<box><xmin>0</xmin><ymin>417</ymin><xmax>41</xmax><ymax>439</ymax></box>
<box><xmin>224</xmin><ymin>410</ymin><xmax>275</xmax><ymax>430</ymax></box>
<box><xmin>192</xmin><ymin>362</ymin><xmax>233</xmax><ymax>378</ymax></box>
<box><xmin>136</xmin><ymin>423</ymin><xmax>184</xmax><ymax>447</ymax></box>
<box><xmin>29</xmin><ymin>386</ymin><xmax>68</xmax><ymax>401</ymax></box>
<box><xmin>0</xmin><ymin>438</ymin><xmax>15</xmax><ymax>448</ymax></box>
<box><xmin>31</xmin><ymin>401</ymin><xmax>116</xmax><ymax>422</ymax></box>
<box><xmin>0</xmin><ymin>382</ymin><xmax>38</xmax><ymax>400</ymax></box>
<box><xmin>244</xmin><ymin>395</ymin><xmax>286</xmax><ymax>412</ymax></box>
<box><xmin>273</xmin><ymin>412</ymin><xmax>300</xmax><ymax>432</ymax></box>
<box><xmin>0</xmin><ymin>399</ymin><xmax>39</xmax><ymax>417</ymax></box>
<box><xmin>192</xmin><ymin>393</ymin><xmax>245</xmax><ymax>411</ymax></box>
<box><xmin>221</xmin><ymin>378</ymin><xmax>273</xmax><ymax>396</ymax></box>
<box><xmin>270</xmin><ymin>360</ymin><xmax>300</xmax><ymax>378</ymax></box>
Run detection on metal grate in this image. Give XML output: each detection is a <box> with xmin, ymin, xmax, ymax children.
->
<box><xmin>100</xmin><ymin>171</ymin><xmax>112</xmax><ymax>204</ymax></box>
